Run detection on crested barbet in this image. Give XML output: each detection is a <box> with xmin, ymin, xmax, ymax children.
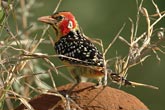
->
<box><xmin>38</xmin><ymin>11</ymin><xmax>105</xmax><ymax>85</ymax></box>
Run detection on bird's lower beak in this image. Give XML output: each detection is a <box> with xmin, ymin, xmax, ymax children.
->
<box><xmin>38</xmin><ymin>16</ymin><xmax>55</xmax><ymax>24</ymax></box>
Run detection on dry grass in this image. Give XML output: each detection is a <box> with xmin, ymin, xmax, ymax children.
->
<box><xmin>0</xmin><ymin>0</ymin><xmax>164</xmax><ymax>110</ymax></box>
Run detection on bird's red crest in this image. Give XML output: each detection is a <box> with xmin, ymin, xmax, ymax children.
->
<box><xmin>59</xmin><ymin>12</ymin><xmax>77</xmax><ymax>36</ymax></box>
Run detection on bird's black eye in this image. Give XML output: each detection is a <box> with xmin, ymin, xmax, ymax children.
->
<box><xmin>54</xmin><ymin>16</ymin><xmax>63</xmax><ymax>21</ymax></box>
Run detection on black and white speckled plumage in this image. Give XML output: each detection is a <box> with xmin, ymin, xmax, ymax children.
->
<box><xmin>54</xmin><ymin>30</ymin><xmax>104</xmax><ymax>67</ymax></box>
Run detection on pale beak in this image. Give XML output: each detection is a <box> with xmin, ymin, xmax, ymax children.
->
<box><xmin>38</xmin><ymin>16</ymin><xmax>55</xmax><ymax>24</ymax></box>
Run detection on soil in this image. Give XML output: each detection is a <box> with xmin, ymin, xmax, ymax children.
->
<box><xmin>15</xmin><ymin>82</ymin><xmax>148</xmax><ymax>110</ymax></box>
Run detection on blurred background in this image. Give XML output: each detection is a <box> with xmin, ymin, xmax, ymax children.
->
<box><xmin>0</xmin><ymin>0</ymin><xmax>165</xmax><ymax>109</ymax></box>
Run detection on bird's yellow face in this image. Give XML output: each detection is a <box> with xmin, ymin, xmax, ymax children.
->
<box><xmin>38</xmin><ymin>11</ymin><xmax>78</xmax><ymax>39</ymax></box>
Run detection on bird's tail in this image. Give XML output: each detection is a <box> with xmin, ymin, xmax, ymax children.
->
<box><xmin>108</xmin><ymin>72</ymin><xmax>159</xmax><ymax>90</ymax></box>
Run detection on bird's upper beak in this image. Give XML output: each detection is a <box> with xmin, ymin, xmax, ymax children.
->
<box><xmin>38</xmin><ymin>16</ymin><xmax>55</xmax><ymax>24</ymax></box>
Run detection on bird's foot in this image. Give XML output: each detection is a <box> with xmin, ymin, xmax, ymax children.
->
<box><xmin>94</xmin><ymin>79</ymin><xmax>103</xmax><ymax>88</ymax></box>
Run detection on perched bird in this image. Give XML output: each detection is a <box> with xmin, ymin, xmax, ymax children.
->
<box><xmin>38</xmin><ymin>11</ymin><xmax>105</xmax><ymax>85</ymax></box>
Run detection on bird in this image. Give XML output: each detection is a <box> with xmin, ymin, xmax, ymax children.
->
<box><xmin>38</xmin><ymin>11</ymin><xmax>105</xmax><ymax>86</ymax></box>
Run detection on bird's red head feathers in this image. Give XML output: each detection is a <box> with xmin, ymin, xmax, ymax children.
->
<box><xmin>38</xmin><ymin>11</ymin><xmax>78</xmax><ymax>36</ymax></box>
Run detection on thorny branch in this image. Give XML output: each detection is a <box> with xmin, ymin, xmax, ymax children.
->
<box><xmin>116</xmin><ymin>0</ymin><xmax>165</xmax><ymax>88</ymax></box>
<box><xmin>0</xmin><ymin>0</ymin><xmax>65</xmax><ymax>109</ymax></box>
